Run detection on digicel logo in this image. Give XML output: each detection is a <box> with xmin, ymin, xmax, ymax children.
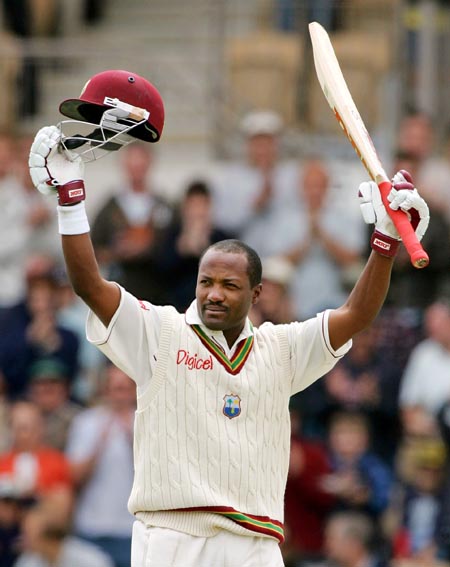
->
<box><xmin>176</xmin><ymin>350</ymin><xmax>213</xmax><ymax>370</ymax></box>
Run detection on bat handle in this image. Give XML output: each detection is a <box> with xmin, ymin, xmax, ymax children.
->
<box><xmin>378</xmin><ymin>181</ymin><xmax>429</xmax><ymax>269</ymax></box>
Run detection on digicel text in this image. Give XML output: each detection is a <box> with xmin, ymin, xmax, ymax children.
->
<box><xmin>176</xmin><ymin>350</ymin><xmax>213</xmax><ymax>370</ymax></box>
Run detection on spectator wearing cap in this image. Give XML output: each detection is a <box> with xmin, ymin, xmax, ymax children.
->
<box><xmin>250</xmin><ymin>255</ymin><xmax>295</xmax><ymax>326</ymax></box>
<box><xmin>211</xmin><ymin>109</ymin><xmax>301</xmax><ymax>258</ymax></box>
<box><xmin>26</xmin><ymin>359</ymin><xmax>82</xmax><ymax>452</ymax></box>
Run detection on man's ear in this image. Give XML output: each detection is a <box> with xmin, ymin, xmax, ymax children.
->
<box><xmin>252</xmin><ymin>283</ymin><xmax>262</xmax><ymax>304</ymax></box>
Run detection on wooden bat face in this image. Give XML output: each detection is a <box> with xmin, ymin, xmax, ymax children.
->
<box><xmin>309</xmin><ymin>21</ymin><xmax>387</xmax><ymax>184</ymax></box>
<box><xmin>308</xmin><ymin>21</ymin><xmax>429</xmax><ymax>268</ymax></box>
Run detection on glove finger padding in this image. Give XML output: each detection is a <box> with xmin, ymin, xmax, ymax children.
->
<box><xmin>358</xmin><ymin>170</ymin><xmax>430</xmax><ymax>258</ymax></box>
<box><xmin>358</xmin><ymin>181</ymin><xmax>399</xmax><ymax>239</ymax></box>
<box><xmin>388</xmin><ymin>187</ymin><xmax>430</xmax><ymax>242</ymax></box>
<box><xmin>29</xmin><ymin>125</ymin><xmax>86</xmax><ymax>205</ymax></box>
<box><xmin>29</xmin><ymin>126</ymin><xmax>61</xmax><ymax>195</ymax></box>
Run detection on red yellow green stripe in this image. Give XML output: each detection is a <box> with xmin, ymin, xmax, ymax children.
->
<box><xmin>191</xmin><ymin>325</ymin><xmax>254</xmax><ymax>375</ymax></box>
<box><xmin>178</xmin><ymin>505</ymin><xmax>284</xmax><ymax>543</ymax></box>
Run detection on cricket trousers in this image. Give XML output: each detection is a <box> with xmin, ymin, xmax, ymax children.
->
<box><xmin>131</xmin><ymin>520</ymin><xmax>285</xmax><ymax>567</ymax></box>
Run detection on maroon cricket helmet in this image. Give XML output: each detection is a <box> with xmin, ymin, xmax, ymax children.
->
<box><xmin>59</xmin><ymin>69</ymin><xmax>165</xmax><ymax>142</ymax></box>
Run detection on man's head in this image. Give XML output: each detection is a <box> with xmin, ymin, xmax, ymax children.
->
<box><xmin>301</xmin><ymin>158</ymin><xmax>330</xmax><ymax>211</ymax></box>
<box><xmin>240</xmin><ymin>110</ymin><xmax>283</xmax><ymax>170</ymax></box>
<box><xmin>324</xmin><ymin>511</ymin><xmax>375</xmax><ymax>567</ymax></box>
<box><xmin>102</xmin><ymin>363</ymin><xmax>136</xmax><ymax>410</ymax></box>
<box><xmin>27</xmin><ymin>359</ymin><xmax>70</xmax><ymax>414</ymax></box>
<box><xmin>327</xmin><ymin>411</ymin><xmax>370</xmax><ymax>462</ymax></box>
<box><xmin>424</xmin><ymin>299</ymin><xmax>450</xmax><ymax>350</ymax></box>
<box><xmin>181</xmin><ymin>180</ymin><xmax>212</xmax><ymax>224</ymax></box>
<box><xmin>120</xmin><ymin>142</ymin><xmax>153</xmax><ymax>191</ymax></box>
<box><xmin>397</xmin><ymin>110</ymin><xmax>434</xmax><ymax>161</ymax></box>
<box><xmin>196</xmin><ymin>240</ymin><xmax>262</xmax><ymax>337</ymax></box>
<box><xmin>9</xmin><ymin>401</ymin><xmax>44</xmax><ymax>452</ymax></box>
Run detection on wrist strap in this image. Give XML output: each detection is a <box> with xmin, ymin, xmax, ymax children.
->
<box><xmin>57</xmin><ymin>202</ymin><xmax>90</xmax><ymax>235</ymax></box>
<box><xmin>371</xmin><ymin>230</ymin><xmax>400</xmax><ymax>257</ymax></box>
<box><xmin>57</xmin><ymin>180</ymin><xmax>86</xmax><ymax>206</ymax></box>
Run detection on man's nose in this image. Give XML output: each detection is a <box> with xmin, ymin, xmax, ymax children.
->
<box><xmin>207</xmin><ymin>285</ymin><xmax>225</xmax><ymax>302</ymax></box>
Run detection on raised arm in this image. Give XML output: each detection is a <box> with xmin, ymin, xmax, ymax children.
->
<box><xmin>328</xmin><ymin>251</ymin><xmax>393</xmax><ymax>350</ymax></box>
<box><xmin>29</xmin><ymin>126</ymin><xmax>120</xmax><ymax>327</ymax></box>
<box><xmin>328</xmin><ymin>171</ymin><xmax>430</xmax><ymax>350</ymax></box>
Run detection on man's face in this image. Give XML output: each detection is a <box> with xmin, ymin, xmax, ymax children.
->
<box><xmin>196</xmin><ymin>250</ymin><xmax>261</xmax><ymax>335</ymax></box>
<box><xmin>247</xmin><ymin>134</ymin><xmax>278</xmax><ymax>169</ymax></box>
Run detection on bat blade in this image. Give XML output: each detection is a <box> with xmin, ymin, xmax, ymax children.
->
<box><xmin>309</xmin><ymin>22</ymin><xmax>429</xmax><ymax>269</ymax></box>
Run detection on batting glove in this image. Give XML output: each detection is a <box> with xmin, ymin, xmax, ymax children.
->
<box><xmin>29</xmin><ymin>125</ymin><xmax>86</xmax><ymax>206</ymax></box>
<box><xmin>358</xmin><ymin>169</ymin><xmax>430</xmax><ymax>257</ymax></box>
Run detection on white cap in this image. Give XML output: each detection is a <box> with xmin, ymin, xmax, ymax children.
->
<box><xmin>262</xmin><ymin>256</ymin><xmax>295</xmax><ymax>287</ymax></box>
<box><xmin>240</xmin><ymin>110</ymin><xmax>283</xmax><ymax>137</ymax></box>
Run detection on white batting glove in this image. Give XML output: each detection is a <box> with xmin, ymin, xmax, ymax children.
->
<box><xmin>29</xmin><ymin>125</ymin><xmax>86</xmax><ymax>206</ymax></box>
<box><xmin>388</xmin><ymin>170</ymin><xmax>429</xmax><ymax>241</ymax></box>
<box><xmin>358</xmin><ymin>169</ymin><xmax>430</xmax><ymax>257</ymax></box>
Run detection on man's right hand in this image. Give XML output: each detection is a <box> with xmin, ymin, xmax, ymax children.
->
<box><xmin>29</xmin><ymin>125</ymin><xmax>86</xmax><ymax>206</ymax></box>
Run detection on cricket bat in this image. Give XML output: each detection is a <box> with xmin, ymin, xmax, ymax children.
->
<box><xmin>309</xmin><ymin>22</ymin><xmax>429</xmax><ymax>268</ymax></box>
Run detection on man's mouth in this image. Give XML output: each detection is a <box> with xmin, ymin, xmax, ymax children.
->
<box><xmin>204</xmin><ymin>305</ymin><xmax>227</xmax><ymax>313</ymax></box>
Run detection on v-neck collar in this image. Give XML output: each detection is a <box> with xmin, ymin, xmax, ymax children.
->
<box><xmin>185</xmin><ymin>300</ymin><xmax>254</xmax><ymax>375</ymax></box>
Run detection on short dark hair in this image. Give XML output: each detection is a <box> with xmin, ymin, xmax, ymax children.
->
<box><xmin>201</xmin><ymin>239</ymin><xmax>262</xmax><ymax>288</ymax></box>
<box><xmin>185</xmin><ymin>180</ymin><xmax>210</xmax><ymax>199</ymax></box>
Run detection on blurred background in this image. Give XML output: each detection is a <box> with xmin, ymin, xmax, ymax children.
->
<box><xmin>0</xmin><ymin>1</ymin><xmax>450</xmax><ymax>566</ymax></box>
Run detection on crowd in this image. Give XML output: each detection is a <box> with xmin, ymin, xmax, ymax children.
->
<box><xmin>0</xmin><ymin>107</ymin><xmax>450</xmax><ymax>567</ymax></box>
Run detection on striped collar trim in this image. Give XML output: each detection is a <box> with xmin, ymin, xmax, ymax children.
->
<box><xmin>191</xmin><ymin>324</ymin><xmax>254</xmax><ymax>375</ymax></box>
<box><xmin>178</xmin><ymin>506</ymin><xmax>284</xmax><ymax>543</ymax></box>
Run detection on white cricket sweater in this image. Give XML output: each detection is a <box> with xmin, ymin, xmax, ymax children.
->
<box><xmin>87</xmin><ymin>290</ymin><xmax>350</xmax><ymax>543</ymax></box>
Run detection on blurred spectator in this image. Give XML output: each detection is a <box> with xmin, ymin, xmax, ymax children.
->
<box><xmin>373</xmin><ymin>307</ymin><xmax>423</xmax><ymax>392</ymax></box>
<box><xmin>285</xmin><ymin>158</ymin><xmax>365</xmax><ymax>320</ymax></box>
<box><xmin>384</xmin><ymin>437</ymin><xmax>447</xmax><ymax>564</ymax></box>
<box><xmin>282</xmin><ymin>409</ymin><xmax>336</xmax><ymax>566</ymax></box>
<box><xmin>0</xmin><ymin>401</ymin><xmax>72</xmax><ymax>498</ymax></box>
<box><xmin>0</xmin><ymin>270</ymin><xmax>79</xmax><ymax>399</ymax></box>
<box><xmin>0</xmin><ymin>132</ymin><xmax>30</xmax><ymax>325</ymax></box>
<box><xmin>250</xmin><ymin>255</ymin><xmax>296</xmax><ymax>326</ymax></box>
<box><xmin>91</xmin><ymin>142</ymin><xmax>174</xmax><ymax>303</ymax></box>
<box><xmin>14</xmin><ymin>133</ymin><xmax>62</xmax><ymax>262</ymax></box>
<box><xmin>26</xmin><ymin>358</ymin><xmax>82</xmax><ymax>451</ymax></box>
<box><xmin>324</xmin><ymin>325</ymin><xmax>402</xmax><ymax>464</ymax></box>
<box><xmin>14</xmin><ymin>494</ymin><xmax>114</xmax><ymax>567</ymax></box>
<box><xmin>399</xmin><ymin>300</ymin><xmax>450</xmax><ymax>438</ymax></box>
<box><xmin>1</xmin><ymin>0</ymin><xmax>62</xmax><ymax>117</ymax></box>
<box><xmin>0</xmin><ymin>370</ymin><xmax>10</xmax><ymax>454</ymax></box>
<box><xmin>274</xmin><ymin>0</ymin><xmax>342</xmax><ymax>32</ymax></box>
<box><xmin>385</xmin><ymin>151</ymin><xmax>450</xmax><ymax>309</ymax></box>
<box><xmin>315</xmin><ymin>511</ymin><xmax>388</xmax><ymax>567</ymax></box>
<box><xmin>0</xmin><ymin>479</ymin><xmax>24</xmax><ymax>567</ymax></box>
<box><xmin>395</xmin><ymin>110</ymin><xmax>450</xmax><ymax>224</ymax></box>
<box><xmin>157</xmin><ymin>180</ymin><xmax>232</xmax><ymax>311</ymax></box>
<box><xmin>65</xmin><ymin>364</ymin><xmax>135</xmax><ymax>567</ymax></box>
<box><xmin>53</xmin><ymin>265</ymin><xmax>106</xmax><ymax>403</ymax></box>
<box><xmin>212</xmin><ymin>110</ymin><xmax>300</xmax><ymax>258</ymax></box>
<box><xmin>436</xmin><ymin>402</ymin><xmax>450</xmax><ymax>560</ymax></box>
<box><xmin>321</xmin><ymin>411</ymin><xmax>392</xmax><ymax>519</ymax></box>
